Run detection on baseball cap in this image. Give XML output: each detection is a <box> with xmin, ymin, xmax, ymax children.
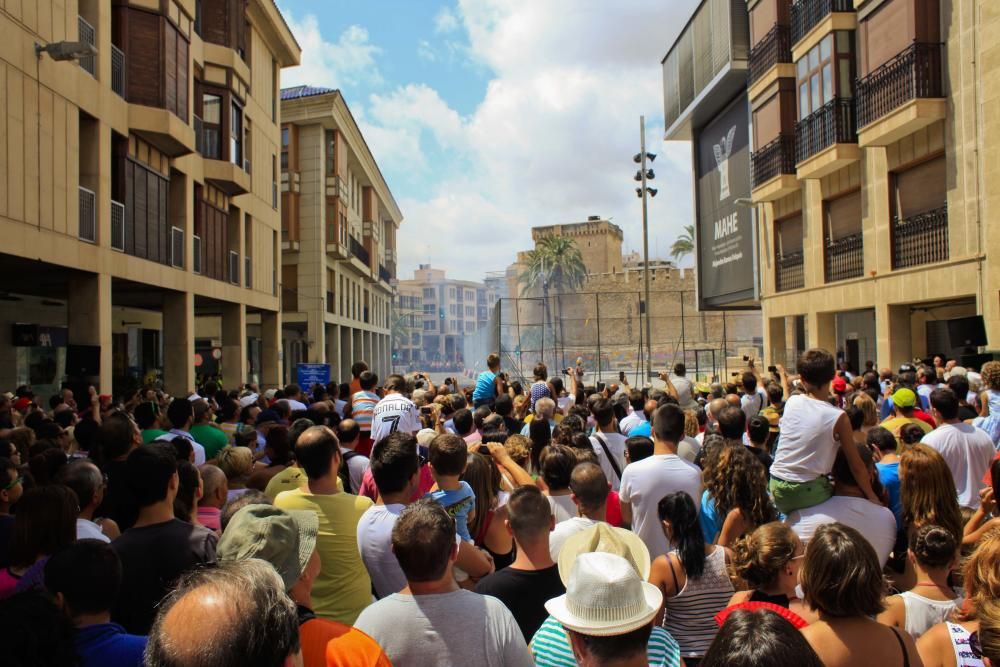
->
<box><xmin>238</xmin><ymin>393</ymin><xmax>259</xmax><ymax>408</ymax></box>
<box><xmin>13</xmin><ymin>397</ymin><xmax>32</xmax><ymax>412</ymax></box>
<box><xmin>216</xmin><ymin>504</ymin><xmax>318</xmax><ymax>591</ymax></box>
<box><xmin>263</xmin><ymin>389</ymin><xmax>278</xmax><ymax>401</ymax></box>
<box><xmin>892</xmin><ymin>387</ymin><xmax>917</xmax><ymax>408</ymax></box>
<box><xmin>545</xmin><ymin>552</ymin><xmax>662</xmax><ymax>637</ymax></box>
<box><xmin>832</xmin><ymin>376</ymin><xmax>848</xmax><ymax>393</ymax></box>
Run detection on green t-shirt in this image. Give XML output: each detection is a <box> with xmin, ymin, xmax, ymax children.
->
<box><xmin>190</xmin><ymin>423</ymin><xmax>230</xmax><ymax>460</ymax></box>
<box><xmin>531</xmin><ymin>615</ymin><xmax>681</xmax><ymax>667</ymax></box>
<box><xmin>141</xmin><ymin>429</ymin><xmax>168</xmax><ymax>444</ymax></box>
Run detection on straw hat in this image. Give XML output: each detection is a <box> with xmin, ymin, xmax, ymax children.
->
<box><xmin>557</xmin><ymin>523</ymin><xmax>651</xmax><ymax>585</ymax></box>
<box><xmin>545</xmin><ymin>552</ymin><xmax>662</xmax><ymax>637</ymax></box>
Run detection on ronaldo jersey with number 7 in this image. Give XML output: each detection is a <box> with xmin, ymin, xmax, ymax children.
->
<box><xmin>370</xmin><ymin>394</ymin><xmax>422</xmax><ymax>447</ymax></box>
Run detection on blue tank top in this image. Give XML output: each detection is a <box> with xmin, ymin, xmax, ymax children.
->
<box><xmin>473</xmin><ymin>371</ymin><xmax>497</xmax><ymax>401</ymax></box>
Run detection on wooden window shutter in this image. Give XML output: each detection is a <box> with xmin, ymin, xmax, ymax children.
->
<box><xmin>894</xmin><ymin>155</ymin><xmax>946</xmax><ymax>220</ymax></box>
<box><xmin>825</xmin><ymin>190</ymin><xmax>862</xmax><ymax>240</ymax></box>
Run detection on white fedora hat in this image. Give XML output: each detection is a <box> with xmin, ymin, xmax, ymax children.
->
<box><xmin>545</xmin><ymin>551</ymin><xmax>662</xmax><ymax>637</ymax></box>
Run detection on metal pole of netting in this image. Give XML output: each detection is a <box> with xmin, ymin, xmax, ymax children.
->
<box><xmin>722</xmin><ymin>311</ymin><xmax>728</xmax><ymax>381</ymax></box>
<box><xmin>540</xmin><ymin>298</ymin><xmax>545</xmax><ymax>372</ymax></box>
<box><xmin>595</xmin><ymin>292</ymin><xmax>602</xmax><ymax>384</ymax></box>
<box><xmin>680</xmin><ymin>290</ymin><xmax>686</xmax><ymax>363</ymax></box>
<box><xmin>635</xmin><ymin>293</ymin><xmax>643</xmax><ymax>387</ymax></box>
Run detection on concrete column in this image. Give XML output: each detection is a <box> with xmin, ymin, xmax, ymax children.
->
<box><xmin>765</xmin><ymin>316</ymin><xmax>788</xmax><ymax>369</ymax></box>
<box><xmin>340</xmin><ymin>326</ymin><xmax>353</xmax><ymax>381</ymax></box>
<box><xmin>875</xmin><ymin>303</ymin><xmax>912</xmax><ymax>371</ymax></box>
<box><xmin>222</xmin><ymin>303</ymin><xmax>247</xmax><ymax>387</ymax></box>
<box><xmin>163</xmin><ymin>291</ymin><xmax>194</xmax><ymax>395</ymax></box>
<box><xmin>261</xmin><ymin>309</ymin><xmax>282</xmax><ymax>388</ymax></box>
<box><xmin>353</xmin><ymin>329</ymin><xmax>364</xmax><ymax>369</ymax></box>
<box><xmin>67</xmin><ymin>273</ymin><xmax>113</xmax><ymax>392</ymax></box>
<box><xmin>807</xmin><ymin>311</ymin><xmax>837</xmax><ymax>353</ymax></box>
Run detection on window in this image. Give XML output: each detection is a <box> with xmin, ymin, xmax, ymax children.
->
<box><xmin>795</xmin><ymin>32</ymin><xmax>854</xmax><ymax>120</ymax></box>
<box><xmin>272</xmin><ymin>155</ymin><xmax>277</xmax><ymax>208</ymax></box>
<box><xmin>449</xmin><ymin>287</ymin><xmax>456</xmax><ymax>298</ymax></box>
<box><xmin>465</xmin><ymin>290</ymin><xmax>474</xmax><ymax>300</ymax></box>
<box><xmin>423</xmin><ymin>304</ymin><xmax>434</xmax><ymax>314</ymax></box>
<box><xmin>230</xmin><ymin>101</ymin><xmax>243</xmax><ymax>166</ymax></box>
<box><xmin>423</xmin><ymin>288</ymin><xmax>435</xmax><ymax>299</ymax></box>
<box><xmin>825</xmin><ymin>190</ymin><xmax>862</xmax><ymax>241</ymax></box>
<box><xmin>272</xmin><ymin>59</ymin><xmax>278</xmax><ymax>122</ymax></box>
<box><xmin>424</xmin><ymin>321</ymin><xmax>435</xmax><ymax>331</ymax></box>
<box><xmin>892</xmin><ymin>155</ymin><xmax>946</xmax><ymax>220</ymax></box>
<box><xmin>281</xmin><ymin>128</ymin><xmax>289</xmax><ymax>170</ymax></box>
<box><xmin>325</xmin><ymin>130</ymin><xmax>336</xmax><ymax>176</ymax></box>
<box><xmin>202</xmin><ymin>93</ymin><xmax>222</xmax><ymax>159</ymax></box>
<box><xmin>776</xmin><ymin>214</ymin><xmax>804</xmax><ymax>256</ymax></box>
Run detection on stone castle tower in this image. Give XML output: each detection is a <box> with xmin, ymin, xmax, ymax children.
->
<box><xmin>531</xmin><ymin>216</ymin><xmax>623</xmax><ymax>275</ymax></box>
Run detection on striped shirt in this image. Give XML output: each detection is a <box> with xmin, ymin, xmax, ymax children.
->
<box><xmin>530</xmin><ymin>615</ymin><xmax>681</xmax><ymax>667</ymax></box>
<box><xmin>351</xmin><ymin>391</ymin><xmax>380</xmax><ymax>431</ymax></box>
<box><xmin>662</xmin><ymin>547</ymin><xmax>733</xmax><ymax>659</ymax></box>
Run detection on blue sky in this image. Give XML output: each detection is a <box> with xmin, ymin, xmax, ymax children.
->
<box><xmin>276</xmin><ymin>0</ymin><xmax>700</xmax><ymax>282</ymax></box>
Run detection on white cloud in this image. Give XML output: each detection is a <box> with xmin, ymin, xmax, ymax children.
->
<box><xmin>417</xmin><ymin>40</ymin><xmax>437</xmax><ymax>62</ymax></box>
<box><xmin>434</xmin><ymin>7</ymin><xmax>460</xmax><ymax>34</ymax></box>
<box><xmin>279</xmin><ymin>11</ymin><xmax>381</xmax><ymax>89</ymax></box>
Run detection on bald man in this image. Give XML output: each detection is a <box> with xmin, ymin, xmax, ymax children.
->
<box><xmin>196</xmin><ymin>464</ymin><xmax>228</xmax><ymax>532</ymax></box>
<box><xmin>146</xmin><ymin>560</ymin><xmax>301</xmax><ymax>667</ymax></box>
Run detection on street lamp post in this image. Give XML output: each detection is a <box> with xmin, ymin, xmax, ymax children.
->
<box><xmin>634</xmin><ymin>116</ymin><xmax>658</xmax><ymax>382</ymax></box>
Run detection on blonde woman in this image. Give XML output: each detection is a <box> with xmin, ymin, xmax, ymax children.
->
<box><xmin>853</xmin><ymin>392</ymin><xmax>880</xmax><ymax>434</ymax></box>
<box><xmin>973</xmin><ymin>361</ymin><xmax>1000</xmax><ymax>444</ymax></box>
<box><xmin>217</xmin><ymin>446</ymin><xmax>254</xmax><ymax>503</ymax></box>
<box><xmin>727</xmin><ymin>521</ymin><xmax>815</xmax><ymax>624</ymax></box>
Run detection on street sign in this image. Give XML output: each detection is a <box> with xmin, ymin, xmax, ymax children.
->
<box><xmin>297</xmin><ymin>363</ymin><xmax>330</xmax><ymax>389</ymax></box>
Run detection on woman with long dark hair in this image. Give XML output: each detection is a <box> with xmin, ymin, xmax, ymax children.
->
<box><xmin>650</xmin><ymin>491</ymin><xmax>734</xmax><ymax>666</ymax></box>
<box><xmin>0</xmin><ymin>485</ymin><xmax>77</xmax><ymax>599</ymax></box>
<box><xmin>462</xmin><ymin>452</ymin><xmax>513</xmax><ymax>570</ymax></box>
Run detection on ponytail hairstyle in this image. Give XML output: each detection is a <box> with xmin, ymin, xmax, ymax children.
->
<box><xmin>658</xmin><ymin>491</ymin><xmax>706</xmax><ymax>578</ymax></box>
<box><xmin>731</xmin><ymin>522</ymin><xmax>800</xmax><ymax>590</ymax></box>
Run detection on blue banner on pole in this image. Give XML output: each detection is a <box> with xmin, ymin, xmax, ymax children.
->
<box><xmin>297</xmin><ymin>363</ymin><xmax>331</xmax><ymax>389</ymax></box>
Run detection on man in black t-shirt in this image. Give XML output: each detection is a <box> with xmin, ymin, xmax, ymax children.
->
<box><xmin>474</xmin><ymin>485</ymin><xmax>565</xmax><ymax>641</ymax></box>
<box><xmin>111</xmin><ymin>443</ymin><xmax>216</xmax><ymax>634</ymax></box>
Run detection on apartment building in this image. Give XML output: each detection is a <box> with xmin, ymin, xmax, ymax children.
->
<box><xmin>0</xmin><ymin>0</ymin><xmax>299</xmax><ymax>397</ymax></box>
<box><xmin>396</xmin><ymin>265</ymin><xmax>496</xmax><ymax>368</ymax></box>
<box><xmin>279</xmin><ymin>86</ymin><xmax>401</xmax><ymax>383</ymax></box>
<box><xmin>664</xmin><ymin>0</ymin><xmax>998</xmax><ymax>371</ymax></box>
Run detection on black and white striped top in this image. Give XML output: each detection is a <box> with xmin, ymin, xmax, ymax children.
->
<box><xmin>662</xmin><ymin>547</ymin><xmax>734</xmax><ymax>658</ymax></box>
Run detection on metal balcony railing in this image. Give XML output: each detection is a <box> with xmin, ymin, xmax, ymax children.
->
<box><xmin>110</xmin><ymin>45</ymin><xmax>126</xmax><ymax>98</ymax></box>
<box><xmin>78</xmin><ymin>187</ymin><xmax>96</xmax><ymax>242</ymax></box>
<box><xmin>892</xmin><ymin>205</ymin><xmax>948</xmax><ymax>269</ymax></box>
<box><xmin>379</xmin><ymin>265</ymin><xmax>392</xmax><ymax>283</ymax></box>
<box><xmin>776</xmin><ymin>251</ymin><xmax>805</xmax><ymax>292</ymax></box>
<box><xmin>796</xmin><ymin>98</ymin><xmax>857</xmax><ymax>163</ymax></box>
<box><xmin>824</xmin><ymin>231</ymin><xmax>864</xmax><ymax>282</ymax></box>
<box><xmin>350</xmin><ymin>236</ymin><xmax>370</xmax><ymax>266</ymax></box>
<box><xmin>110</xmin><ymin>199</ymin><xmax>125</xmax><ymax>251</ymax></box>
<box><xmin>749</xmin><ymin>24</ymin><xmax>792</xmax><ymax>84</ymax></box>
<box><xmin>791</xmin><ymin>0</ymin><xmax>854</xmax><ymax>45</ymax></box>
<box><xmin>856</xmin><ymin>42</ymin><xmax>944</xmax><ymax>129</ymax></box>
<box><xmin>751</xmin><ymin>135</ymin><xmax>796</xmax><ymax>188</ymax></box>
<box><xmin>78</xmin><ymin>16</ymin><xmax>95</xmax><ymax>76</ymax></box>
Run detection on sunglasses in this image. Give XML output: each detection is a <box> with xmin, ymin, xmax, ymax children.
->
<box><xmin>970</xmin><ymin>630</ymin><xmax>983</xmax><ymax>660</ymax></box>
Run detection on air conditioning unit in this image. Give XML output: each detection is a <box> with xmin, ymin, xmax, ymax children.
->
<box><xmin>170</xmin><ymin>227</ymin><xmax>184</xmax><ymax>268</ymax></box>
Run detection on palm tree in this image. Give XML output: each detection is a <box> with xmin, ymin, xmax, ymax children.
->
<box><xmin>670</xmin><ymin>224</ymin><xmax>695</xmax><ymax>265</ymax></box>
<box><xmin>519</xmin><ymin>236</ymin><xmax>587</xmax><ymax>371</ymax></box>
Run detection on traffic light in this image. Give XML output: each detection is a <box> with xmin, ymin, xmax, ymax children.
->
<box><xmin>439</xmin><ymin>308</ymin><xmax>445</xmax><ymax>320</ymax></box>
<box><xmin>392</xmin><ymin>351</ymin><xmax>398</xmax><ymax>361</ymax></box>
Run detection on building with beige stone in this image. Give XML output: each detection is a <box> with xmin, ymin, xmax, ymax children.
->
<box><xmin>664</xmin><ymin>0</ymin><xmax>998</xmax><ymax>372</ymax></box>
<box><xmin>0</xmin><ymin>0</ymin><xmax>299</xmax><ymax>397</ymax></box>
<box><xmin>278</xmin><ymin>86</ymin><xmax>401</xmax><ymax>383</ymax></box>
<box><xmin>396</xmin><ymin>265</ymin><xmax>496</xmax><ymax>369</ymax></box>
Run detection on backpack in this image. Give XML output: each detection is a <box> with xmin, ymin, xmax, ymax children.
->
<box><xmin>338</xmin><ymin>450</ymin><xmax>361</xmax><ymax>493</ymax></box>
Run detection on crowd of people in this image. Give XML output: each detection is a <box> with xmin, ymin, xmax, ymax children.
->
<box><xmin>2</xmin><ymin>349</ymin><xmax>1000</xmax><ymax>666</ymax></box>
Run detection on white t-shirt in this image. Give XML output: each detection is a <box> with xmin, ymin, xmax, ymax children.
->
<box><xmin>590</xmin><ymin>432</ymin><xmax>627</xmax><ymax>490</ymax></box>
<box><xmin>340</xmin><ymin>447</ymin><xmax>370</xmax><ymax>495</ymax></box>
<box><xmin>922</xmin><ymin>422</ymin><xmax>995</xmax><ymax>509</ymax></box>
<box><xmin>740</xmin><ymin>388</ymin><xmax>767</xmax><ymax>419</ymax></box>
<box><xmin>286</xmin><ymin>399</ymin><xmax>309</xmax><ymax>412</ymax></box>
<box><xmin>619</xmin><ymin>453</ymin><xmax>702</xmax><ymax>559</ymax></box>
<box><xmin>548</xmin><ymin>517</ymin><xmax>599</xmax><ymax>561</ymax></box>
<box><xmin>769</xmin><ymin>394</ymin><xmax>844</xmax><ymax>483</ymax></box>
<box><xmin>356</xmin><ymin>503</ymin><xmax>407</xmax><ymax>599</ymax></box>
<box><xmin>619</xmin><ymin>410</ymin><xmax>646</xmax><ymax>436</ymax></box>
<box><xmin>786</xmin><ymin>495</ymin><xmax>897</xmax><ymax>566</ymax></box>
<box><xmin>672</xmin><ymin>376</ymin><xmax>698</xmax><ymax>410</ymax></box>
<box><xmin>370</xmin><ymin>394</ymin><xmax>422</xmax><ymax>446</ymax></box>
<box><xmin>678</xmin><ymin>436</ymin><xmax>701</xmax><ymax>464</ymax></box>
<box><xmin>547</xmin><ymin>494</ymin><xmax>577</xmax><ymax>524</ymax></box>
<box><xmin>76</xmin><ymin>518</ymin><xmax>110</xmax><ymax>543</ymax></box>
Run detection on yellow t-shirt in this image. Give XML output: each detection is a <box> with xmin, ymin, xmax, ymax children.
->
<box><xmin>264</xmin><ymin>465</ymin><xmax>342</xmax><ymax>501</ymax></box>
<box><xmin>274</xmin><ymin>488</ymin><xmax>373</xmax><ymax>624</ymax></box>
<box><xmin>880</xmin><ymin>416</ymin><xmax>933</xmax><ymax>446</ymax></box>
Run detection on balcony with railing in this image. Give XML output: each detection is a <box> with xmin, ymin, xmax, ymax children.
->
<box><xmin>892</xmin><ymin>205</ymin><xmax>948</xmax><ymax>269</ymax></box>
<box><xmin>111</xmin><ymin>45</ymin><xmax>126</xmax><ymax>98</ymax></box>
<box><xmin>794</xmin><ymin>98</ymin><xmax>859</xmax><ymax>178</ymax></box>
<box><xmin>856</xmin><ymin>42</ymin><xmax>945</xmax><ymax>145</ymax></box>
<box><xmin>824</xmin><ymin>232</ymin><xmax>863</xmax><ymax>282</ymax></box>
<box><xmin>78</xmin><ymin>16</ymin><xmax>96</xmax><ymax>77</ymax></box>
<box><xmin>379</xmin><ymin>265</ymin><xmax>393</xmax><ymax>284</ymax></box>
<box><xmin>751</xmin><ymin>135</ymin><xmax>797</xmax><ymax>198</ymax></box>
<box><xmin>350</xmin><ymin>235</ymin><xmax>370</xmax><ymax>267</ymax></box>
<box><xmin>775</xmin><ymin>251</ymin><xmax>805</xmax><ymax>292</ymax></box>
<box><xmin>791</xmin><ymin>0</ymin><xmax>854</xmax><ymax>46</ymax></box>
<box><xmin>78</xmin><ymin>186</ymin><xmax>96</xmax><ymax>242</ymax></box>
<box><xmin>749</xmin><ymin>25</ymin><xmax>792</xmax><ymax>85</ymax></box>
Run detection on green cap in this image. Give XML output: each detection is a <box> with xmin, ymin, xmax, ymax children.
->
<box><xmin>217</xmin><ymin>504</ymin><xmax>318</xmax><ymax>591</ymax></box>
<box><xmin>892</xmin><ymin>387</ymin><xmax>917</xmax><ymax>408</ymax></box>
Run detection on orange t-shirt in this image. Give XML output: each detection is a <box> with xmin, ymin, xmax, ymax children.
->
<box><xmin>299</xmin><ymin>617</ymin><xmax>391</xmax><ymax>667</ymax></box>
<box><xmin>350</xmin><ymin>378</ymin><xmax>362</xmax><ymax>396</ymax></box>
